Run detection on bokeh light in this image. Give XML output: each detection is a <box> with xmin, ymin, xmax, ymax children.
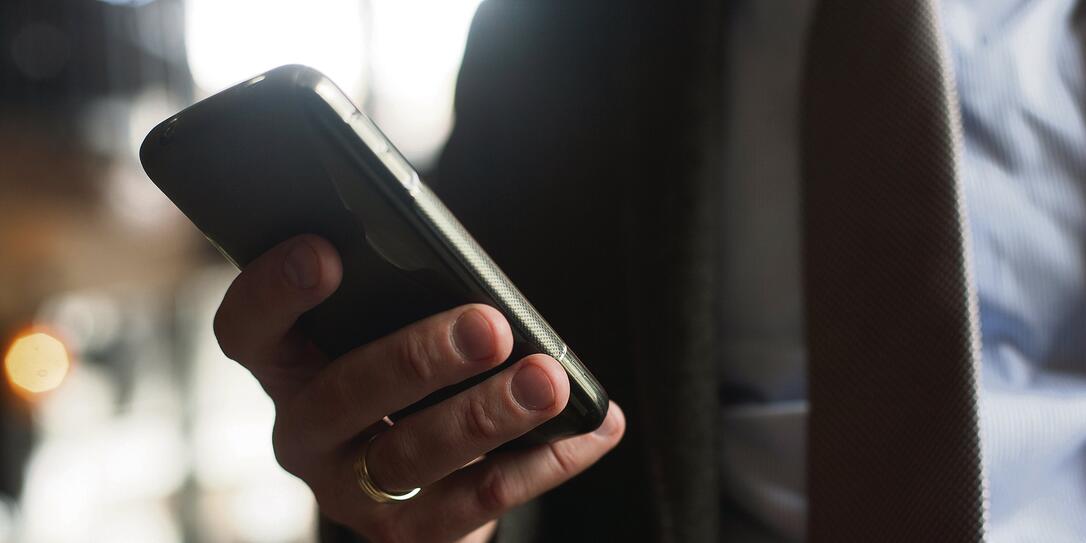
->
<box><xmin>2</xmin><ymin>0</ymin><xmax>485</xmax><ymax>540</ymax></box>
<box><xmin>4</xmin><ymin>331</ymin><xmax>70</xmax><ymax>395</ymax></box>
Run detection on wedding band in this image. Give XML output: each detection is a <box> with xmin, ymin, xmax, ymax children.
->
<box><xmin>354</xmin><ymin>434</ymin><xmax>421</xmax><ymax>503</ymax></box>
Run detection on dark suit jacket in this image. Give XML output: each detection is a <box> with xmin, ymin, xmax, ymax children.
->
<box><xmin>325</xmin><ymin>0</ymin><xmax>992</xmax><ymax>539</ymax></box>
<box><xmin>438</xmin><ymin>2</ymin><xmax>731</xmax><ymax>541</ymax></box>
<box><xmin>325</xmin><ymin>1</ymin><xmax>742</xmax><ymax>541</ymax></box>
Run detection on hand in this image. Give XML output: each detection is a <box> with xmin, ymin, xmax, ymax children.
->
<box><xmin>212</xmin><ymin>234</ymin><xmax>625</xmax><ymax>542</ymax></box>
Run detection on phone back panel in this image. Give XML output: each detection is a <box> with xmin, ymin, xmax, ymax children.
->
<box><xmin>140</xmin><ymin>65</ymin><xmax>606</xmax><ymax>441</ymax></box>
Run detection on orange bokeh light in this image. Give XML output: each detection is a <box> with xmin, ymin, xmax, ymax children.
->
<box><xmin>4</xmin><ymin>331</ymin><xmax>70</xmax><ymax>395</ymax></box>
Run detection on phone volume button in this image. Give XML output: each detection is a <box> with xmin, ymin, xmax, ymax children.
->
<box><xmin>403</xmin><ymin>171</ymin><xmax>421</xmax><ymax>196</ymax></box>
<box><xmin>349</xmin><ymin>111</ymin><xmax>389</xmax><ymax>154</ymax></box>
<box><xmin>556</xmin><ymin>342</ymin><xmax>568</xmax><ymax>361</ymax></box>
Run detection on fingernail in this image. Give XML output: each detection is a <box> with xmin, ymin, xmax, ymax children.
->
<box><xmin>452</xmin><ymin>309</ymin><xmax>495</xmax><ymax>362</ymax></box>
<box><xmin>511</xmin><ymin>363</ymin><xmax>555</xmax><ymax>411</ymax></box>
<box><xmin>283</xmin><ymin>239</ymin><xmax>320</xmax><ymax>289</ymax></box>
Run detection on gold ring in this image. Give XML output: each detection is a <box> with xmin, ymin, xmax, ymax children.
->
<box><xmin>354</xmin><ymin>433</ymin><xmax>421</xmax><ymax>503</ymax></box>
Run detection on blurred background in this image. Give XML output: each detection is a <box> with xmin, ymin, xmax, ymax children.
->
<box><xmin>0</xmin><ymin>0</ymin><xmax>483</xmax><ymax>541</ymax></box>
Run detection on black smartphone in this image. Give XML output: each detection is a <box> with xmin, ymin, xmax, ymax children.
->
<box><xmin>139</xmin><ymin>65</ymin><xmax>607</xmax><ymax>444</ymax></box>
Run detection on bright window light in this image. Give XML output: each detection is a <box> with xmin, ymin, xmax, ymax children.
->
<box><xmin>184</xmin><ymin>0</ymin><xmax>367</xmax><ymax>98</ymax></box>
<box><xmin>369</xmin><ymin>0</ymin><xmax>483</xmax><ymax>167</ymax></box>
<box><xmin>183</xmin><ymin>0</ymin><xmax>483</xmax><ymax>167</ymax></box>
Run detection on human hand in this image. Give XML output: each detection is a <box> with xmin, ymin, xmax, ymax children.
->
<box><xmin>212</xmin><ymin>234</ymin><xmax>625</xmax><ymax>542</ymax></box>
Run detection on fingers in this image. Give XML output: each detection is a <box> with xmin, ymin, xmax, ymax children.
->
<box><xmin>214</xmin><ymin>234</ymin><xmax>341</xmax><ymax>362</ymax></box>
<box><xmin>391</xmin><ymin>402</ymin><xmax>626</xmax><ymax>542</ymax></box>
<box><xmin>213</xmin><ymin>235</ymin><xmax>342</xmax><ymax>399</ymax></box>
<box><xmin>366</xmin><ymin>354</ymin><xmax>570</xmax><ymax>493</ymax></box>
<box><xmin>279</xmin><ymin>303</ymin><xmax>515</xmax><ymax>450</ymax></box>
<box><xmin>212</xmin><ymin>234</ymin><xmax>623</xmax><ymax>543</ymax></box>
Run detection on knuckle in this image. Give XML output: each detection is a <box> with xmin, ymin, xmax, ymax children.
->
<box><xmin>397</xmin><ymin>330</ymin><xmax>435</xmax><ymax>384</ymax></box>
<box><xmin>476</xmin><ymin>465</ymin><xmax>515</xmax><ymax>514</ymax></box>
<box><xmin>462</xmin><ymin>396</ymin><xmax>501</xmax><ymax>442</ymax></box>
<box><xmin>311</xmin><ymin>491</ymin><xmax>344</xmax><ymax>524</ymax></box>
<box><xmin>312</xmin><ymin>476</ymin><xmax>355</xmax><ymax>524</ymax></box>
<box><xmin>270</xmin><ymin>417</ymin><xmax>306</xmax><ymax>477</ymax></box>
<box><xmin>547</xmin><ymin>441</ymin><xmax>580</xmax><ymax>477</ymax></box>
<box><xmin>311</xmin><ymin>491</ymin><xmax>334</xmax><ymax>518</ymax></box>
<box><xmin>212</xmin><ymin>305</ymin><xmax>244</xmax><ymax>361</ymax></box>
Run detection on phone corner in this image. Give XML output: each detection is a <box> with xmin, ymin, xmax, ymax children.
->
<box><xmin>138</xmin><ymin>116</ymin><xmax>175</xmax><ymax>178</ymax></box>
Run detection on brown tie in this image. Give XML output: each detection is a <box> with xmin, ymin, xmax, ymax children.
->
<box><xmin>802</xmin><ymin>1</ymin><xmax>986</xmax><ymax>541</ymax></box>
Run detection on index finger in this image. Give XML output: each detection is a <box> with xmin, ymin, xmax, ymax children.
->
<box><xmin>213</xmin><ymin>234</ymin><xmax>342</xmax><ymax>401</ymax></box>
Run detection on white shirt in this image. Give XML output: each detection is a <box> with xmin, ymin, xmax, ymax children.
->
<box><xmin>720</xmin><ymin>1</ymin><xmax>1086</xmax><ymax>541</ymax></box>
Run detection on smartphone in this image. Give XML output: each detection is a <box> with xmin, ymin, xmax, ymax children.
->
<box><xmin>139</xmin><ymin>65</ymin><xmax>607</xmax><ymax>444</ymax></box>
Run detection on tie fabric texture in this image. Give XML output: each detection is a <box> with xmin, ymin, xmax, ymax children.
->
<box><xmin>801</xmin><ymin>1</ymin><xmax>986</xmax><ymax>541</ymax></box>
